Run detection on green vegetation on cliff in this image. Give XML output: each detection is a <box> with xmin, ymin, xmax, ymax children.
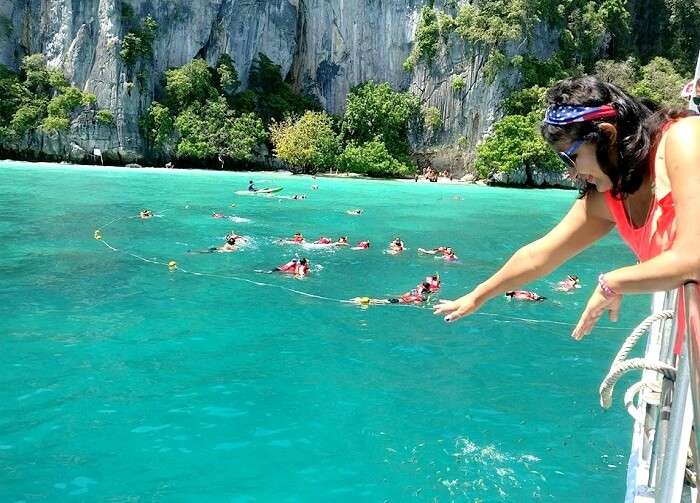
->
<box><xmin>0</xmin><ymin>55</ymin><xmax>112</xmax><ymax>141</ymax></box>
<box><xmin>268</xmin><ymin>82</ymin><xmax>419</xmax><ymax>176</ymax></box>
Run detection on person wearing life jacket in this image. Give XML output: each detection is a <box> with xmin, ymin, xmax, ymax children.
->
<box><xmin>335</xmin><ymin>236</ymin><xmax>349</xmax><ymax>246</ymax></box>
<box><xmin>315</xmin><ymin>236</ymin><xmax>333</xmax><ymax>244</ymax></box>
<box><xmin>424</xmin><ymin>274</ymin><xmax>441</xmax><ymax>293</ymax></box>
<box><xmin>556</xmin><ymin>274</ymin><xmax>581</xmax><ymax>292</ymax></box>
<box><xmin>442</xmin><ymin>247</ymin><xmax>458</xmax><ymax>261</ymax></box>
<box><xmin>349</xmin><ymin>281</ymin><xmax>433</xmax><ymax>305</ymax></box>
<box><xmin>505</xmin><ymin>290</ymin><xmax>546</xmax><ymax>302</ymax></box>
<box><xmin>435</xmin><ymin>75</ymin><xmax>700</xmax><ymax>341</ymax></box>
<box><xmin>212</xmin><ymin>212</ymin><xmax>226</xmax><ymax>219</ymax></box>
<box><xmin>352</xmin><ymin>240</ymin><xmax>370</xmax><ymax>250</ymax></box>
<box><xmin>388</xmin><ymin>237</ymin><xmax>405</xmax><ymax>254</ymax></box>
<box><xmin>273</xmin><ymin>257</ymin><xmax>310</xmax><ymax>277</ymax></box>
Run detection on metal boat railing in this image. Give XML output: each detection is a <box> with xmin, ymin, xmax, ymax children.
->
<box><xmin>620</xmin><ymin>282</ymin><xmax>700</xmax><ymax>502</ymax></box>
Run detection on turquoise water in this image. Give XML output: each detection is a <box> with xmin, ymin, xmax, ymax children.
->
<box><xmin>0</xmin><ymin>161</ymin><xmax>650</xmax><ymax>501</ymax></box>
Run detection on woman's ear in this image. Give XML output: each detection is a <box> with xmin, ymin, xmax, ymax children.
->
<box><xmin>597</xmin><ymin>122</ymin><xmax>618</xmax><ymax>144</ymax></box>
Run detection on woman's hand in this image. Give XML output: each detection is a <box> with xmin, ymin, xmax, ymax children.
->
<box><xmin>571</xmin><ymin>287</ymin><xmax>622</xmax><ymax>340</ymax></box>
<box><xmin>433</xmin><ymin>292</ymin><xmax>484</xmax><ymax>322</ymax></box>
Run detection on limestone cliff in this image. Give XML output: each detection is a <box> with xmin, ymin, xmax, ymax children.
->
<box><xmin>0</xmin><ymin>0</ymin><xmax>551</xmax><ymax>173</ymax></box>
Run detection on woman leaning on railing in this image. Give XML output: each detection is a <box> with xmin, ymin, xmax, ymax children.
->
<box><xmin>435</xmin><ymin>76</ymin><xmax>700</xmax><ymax>336</ymax></box>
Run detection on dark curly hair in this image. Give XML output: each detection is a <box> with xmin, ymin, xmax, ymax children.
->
<box><xmin>540</xmin><ymin>76</ymin><xmax>682</xmax><ymax>198</ymax></box>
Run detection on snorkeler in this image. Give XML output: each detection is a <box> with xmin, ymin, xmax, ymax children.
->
<box><xmin>189</xmin><ymin>235</ymin><xmax>240</xmax><ymax>254</ymax></box>
<box><xmin>279</xmin><ymin>232</ymin><xmax>304</xmax><ymax>244</ymax></box>
<box><xmin>352</xmin><ymin>240</ymin><xmax>370</xmax><ymax>250</ymax></box>
<box><xmin>424</xmin><ymin>274</ymin><xmax>441</xmax><ymax>293</ymax></box>
<box><xmin>418</xmin><ymin>246</ymin><xmax>447</xmax><ymax>255</ymax></box>
<box><xmin>139</xmin><ymin>209</ymin><xmax>154</xmax><ymax>219</ymax></box>
<box><xmin>387</xmin><ymin>237</ymin><xmax>405</xmax><ymax>254</ymax></box>
<box><xmin>505</xmin><ymin>290</ymin><xmax>546</xmax><ymax>302</ymax></box>
<box><xmin>335</xmin><ymin>236</ymin><xmax>349</xmax><ymax>246</ymax></box>
<box><xmin>314</xmin><ymin>236</ymin><xmax>333</xmax><ymax>245</ymax></box>
<box><xmin>346</xmin><ymin>209</ymin><xmax>362</xmax><ymax>215</ymax></box>
<box><xmin>212</xmin><ymin>212</ymin><xmax>226</xmax><ymax>219</ymax></box>
<box><xmin>443</xmin><ymin>247</ymin><xmax>458</xmax><ymax>261</ymax></box>
<box><xmin>292</xmin><ymin>194</ymin><xmax>306</xmax><ymax>200</ymax></box>
<box><xmin>556</xmin><ymin>275</ymin><xmax>581</xmax><ymax>292</ymax></box>
<box><xmin>218</xmin><ymin>235</ymin><xmax>239</xmax><ymax>253</ymax></box>
<box><xmin>350</xmin><ymin>281</ymin><xmax>434</xmax><ymax>305</ymax></box>
<box><xmin>272</xmin><ymin>257</ymin><xmax>310</xmax><ymax>277</ymax></box>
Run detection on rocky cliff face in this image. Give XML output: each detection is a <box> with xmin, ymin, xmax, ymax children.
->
<box><xmin>0</xmin><ymin>0</ymin><xmax>551</xmax><ymax>172</ymax></box>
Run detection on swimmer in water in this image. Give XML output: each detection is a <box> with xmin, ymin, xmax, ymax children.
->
<box><xmin>505</xmin><ymin>290</ymin><xmax>546</xmax><ymax>302</ymax></box>
<box><xmin>212</xmin><ymin>212</ymin><xmax>226</xmax><ymax>219</ymax></box>
<box><xmin>556</xmin><ymin>274</ymin><xmax>581</xmax><ymax>292</ymax></box>
<box><xmin>350</xmin><ymin>281</ymin><xmax>434</xmax><ymax>305</ymax></box>
<box><xmin>387</xmin><ymin>237</ymin><xmax>405</xmax><ymax>254</ymax></box>
<box><xmin>292</xmin><ymin>194</ymin><xmax>306</xmax><ymax>200</ymax></box>
<box><xmin>314</xmin><ymin>236</ymin><xmax>333</xmax><ymax>245</ymax></box>
<box><xmin>352</xmin><ymin>240</ymin><xmax>370</xmax><ymax>250</ymax></box>
<box><xmin>418</xmin><ymin>246</ymin><xmax>447</xmax><ymax>255</ymax></box>
<box><xmin>226</xmin><ymin>232</ymin><xmax>248</xmax><ymax>244</ymax></box>
<box><xmin>346</xmin><ymin>209</ymin><xmax>362</xmax><ymax>215</ymax></box>
<box><xmin>189</xmin><ymin>235</ymin><xmax>240</xmax><ymax>254</ymax></box>
<box><xmin>218</xmin><ymin>235</ymin><xmax>239</xmax><ymax>253</ymax></box>
<box><xmin>311</xmin><ymin>184</ymin><xmax>319</xmax><ymax>190</ymax></box>
<box><xmin>443</xmin><ymin>247</ymin><xmax>458</xmax><ymax>261</ymax></box>
<box><xmin>335</xmin><ymin>236</ymin><xmax>349</xmax><ymax>246</ymax></box>
<box><xmin>424</xmin><ymin>274</ymin><xmax>441</xmax><ymax>293</ymax></box>
<box><xmin>272</xmin><ymin>257</ymin><xmax>310</xmax><ymax>277</ymax></box>
<box><xmin>139</xmin><ymin>209</ymin><xmax>154</xmax><ymax>219</ymax></box>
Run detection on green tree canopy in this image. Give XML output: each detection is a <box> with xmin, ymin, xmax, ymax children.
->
<box><xmin>337</xmin><ymin>139</ymin><xmax>415</xmax><ymax>178</ymax></box>
<box><xmin>341</xmin><ymin>81</ymin><xmax>420</xmax><ymax>163</ymax></box>
<box><xmin>474</xmin><ymin>112</ymin><xmax>560</xmax><ymax>178</ymax></box>
<box><xmin>270</xmin><ymin>111</ymin><xmax>339</xmax><ymax>173</ymax></box>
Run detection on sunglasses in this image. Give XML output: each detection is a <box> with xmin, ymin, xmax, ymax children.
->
<box><xmin>558</xmin><ymin>140</ymin><xmax>585</xmax><ymax>173</ymax></box>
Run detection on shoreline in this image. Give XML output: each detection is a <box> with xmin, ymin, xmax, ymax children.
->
<box><xmin>0</xmin><ymin>158</ymin><xmax>575</xmax><ymax>190</ymax></box>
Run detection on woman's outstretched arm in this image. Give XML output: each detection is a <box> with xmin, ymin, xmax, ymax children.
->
<box><xmin>435</xmin><ymin>191</ymin><xmax>614</xmax><ymax>322</ymax></box>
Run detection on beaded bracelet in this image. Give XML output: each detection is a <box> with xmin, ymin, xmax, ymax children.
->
<box><xmin>598</xmin><ymin>273</ymin><xmax>618</xmax><ymax>299</ymax></box>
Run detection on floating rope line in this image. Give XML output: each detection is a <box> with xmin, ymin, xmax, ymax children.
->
<box><xmin>93</xmin><ymin>213</ymin><xmax>640</xmax><ymax>323</ymax></box>
<box><xmin>96</xmin><ymin>234</ymin><xmax>428</xmax><ymax>308</ymax></box>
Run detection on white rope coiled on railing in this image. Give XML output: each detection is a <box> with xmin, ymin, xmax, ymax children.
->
<box><xmin>599</xmin><ymin>310</ymin><xmax>676</xmax><ymax>409</ymax></box>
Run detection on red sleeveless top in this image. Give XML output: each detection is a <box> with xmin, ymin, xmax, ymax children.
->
<box><xmin>603</xmin><ymin>120</ymin><xmax>692</xmax><ymax>354</ymax></box>
<box><xmin>603</xmin><ymin>122</ymin><xmax>677</xmax><ymax>262</ymax></box>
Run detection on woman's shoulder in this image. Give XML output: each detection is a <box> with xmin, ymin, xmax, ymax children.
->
<box><xmin>664</xmin><ymin>115</ymin><xmax>700</xmax><ymax>140</ymax></box>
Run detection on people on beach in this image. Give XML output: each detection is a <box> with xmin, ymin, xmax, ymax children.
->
<box><xmin>139</xmin><ymin>209</ymin><xmax>154</xmax><ymax>219</ymax></box>
<box><xmin>435</xmin><ymin>75</ymin><xmax>700</xmax><ymax>340</ymax></box>
<box><xmin>165</xmin><ymin>161</ymin><xmax>175</xmax><ymax>169</ymax></box>
<box><xmin>505</xmin><ymin>290</ymin><xmax>546</xmax><ymax>302</ymax></box>
<box><xmin>273</xmin><ymin>257</ymin><xmax>310</xmax><ymax>278</ymax></box>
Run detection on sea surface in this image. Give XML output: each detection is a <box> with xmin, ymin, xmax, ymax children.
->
<box><xmin>0</xmin><ymin>161</ymin><xmax>651</xmax><ymax>501</ymax></box>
